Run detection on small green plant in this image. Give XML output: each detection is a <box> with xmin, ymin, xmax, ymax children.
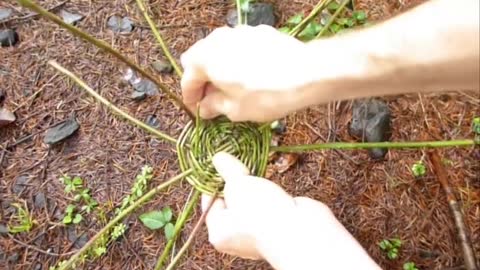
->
<box><xmin>411</xmin><ymin>160</ymin><xmax>427</xmax><ymax>177</ymax></box>
<box><xmin>60</xmin><ymin>175</ymin><xmax>98</xmax><ymax>225</ymax></box>
<box><xmin>8</xmin><ymin>202</ymin><xmax>36</xmax><ymax>233</ymax></box>
<box><xmin>379</xmin><ymin>238</ymin><xmax>402</xmax><ymax>260</ymax></box>
<box><xmin>118</xmin><ymin>165</ymin><xmax>154</xmax><ymax>213</ymax></box>
<box><xmin>279</xmin><ymin>6</ymin><xmax>368</xmax><ymax>41</ymax></box>
<box><xmin>403</xmin><ymin>262</ymin><xmax>419</xmax><ymax>270</ymax></box>
<box><xmin>110</xmin><ymin>223</ymin><xmax>127</xmax><ymax>240</ymax></box>
<box><xmin>472</xmin><ymin>117</ymin><xmax>480</xmax><ymax>134</ymax></box>
<box><xmin>140</xmin><ymin>206</ymin><xmax>175</xmax><ymax>240</ymax></box>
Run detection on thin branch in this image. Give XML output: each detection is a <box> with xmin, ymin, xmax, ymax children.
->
<box><xmin>289</xmin><ymin>0</ymin><xmax>331</xmax><ymax>37</ymax></box>
<box><xmin>0</xmin><ymin>0</ymin><xmax>68</xmax><ymax>25</ymax></box>
<box><xmin>154</xmin><ymin>189</ymin><xmax>201</xmax><ymax>270</ymax></box>
<box><xmin>236</xmin><ymin>0</ymin><xmax>243</xmax><ymax>25</ymax></box>
<box><xmin>429</xmin><ymin>151</ymin><xmax>478</xmax><ymax>270</ymax></box>
<box><xmin>271</xmin><ymin>140</ymin><xmax>477</xmax><ymax>152</ymax></box>
<box><xmin>57</xmin><ymin>169</ymin><xmax>192</xmax><ymax>270</ymax></box>
<box><xmin>165</xmin><ymin>194</ymin><xmax>216</xmax><ymax>270</ymax></box>
<box><xmin>17</xmin><ymin>0</ymin><xmax>193</xmax><ymax>120</ymax></box>
<box><xmin>48</xmin><ymin>60</ymin><xmax>177</xmax><ymax>144</ymax></box>
<box><xmin>135</xmin><ymin>0</ymin><xmax>183</xmax><ymax>77</ymax></box>
<box><xmin>316</xmin><ymin>0</ymin><xmax>350</xmax><ymax>38</ymax></box>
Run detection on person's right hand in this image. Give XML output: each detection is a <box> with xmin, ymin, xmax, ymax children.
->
<box><xmin>180</xmin><ymin>25</ymin><xmax>312</xmax><ymax>122</ymax></box>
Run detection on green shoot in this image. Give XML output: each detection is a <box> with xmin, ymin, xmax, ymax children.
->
<box><xmin>403</xmin><ymin>262</ymin><xmax>419</xmax><ymax>270</ymax></box>
<box><xmin>140</xmin><ymin>206</ymin><xmax>175</xmax><ymax>240</ymax></box>
<box><xmin>8</xmin><ymin>202</ymin><xmax>36</xmax><ymax>234</ymax></box>
<box><xmin>379</xmin><ymin>238</ymin><xmax>402</xmax><ymax>260</ymax></box>
<box><xmin>110</xmin><ymin>223</ymin><xmax>127</xmax><ymax>240</ymax></box>
<box><xmin>118</xmin><ymin>165</ymin><xmax>154</xmax><ymax>213</ymax></box>
<box><xmin>62</xmin><ymin>204</ymin><xmax>83</xmax><ymax>225</ymax></box>
<box><xmin>411</xmin><ymin>161</ymin><xmax>426</xmax><ymax>178</ymax></box>
<box><xmin>60</xmin><ymin>175</ymin><xmax>83</xmax><ymax>193</ymax></box>
<box><xmin>473</xmin><ymin>117</ymin><xmax>480</xmax><ymax>134</ymax></box>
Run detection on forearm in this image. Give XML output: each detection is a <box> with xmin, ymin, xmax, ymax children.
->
<box><xmin>296</xmin><ymin>0</ymin><xmax>479</xmax><ymax>108</ymax></box>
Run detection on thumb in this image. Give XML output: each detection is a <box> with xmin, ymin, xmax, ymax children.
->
<box><xmin>212</xmin><ymin>152</ymin><xmax>250</xmax><ymax>183</ymax></box>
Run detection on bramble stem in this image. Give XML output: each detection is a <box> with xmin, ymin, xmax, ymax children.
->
<box><xmin>165</xmin><ymin>195</ymin><xmax>216</xmax><ymax>270</ymax></box>
<box><xmin>289</xmin><ymin>0</ymin><xmax>331</xmax><ymax>37</ymax></box>
<box><xmin>154</xmin><ymin>189</ymin><xmax>201</xmax><ymax>270</ymax></box>
<box><xmin>135</xmin><ymin>0</ymin><xmax>183</xmax><ymax>77</ymax></box>
<box><xmin>272</xmin><ymin>140</ymin><xmax>477</xmax><ymax>152</ymax></box>
<box><xmin>57</xmin><ymin>169</ymin><xmax>192</xmax><ymax>270</ymax></box>
<box><xmin>17</xmin><ymin>0</ymin><xmax>193</xmax><ymax>120</ymax></box>
<box><xmin>49</xmin><ymin>61</ymin><xmax>178</xmax><ymax>144</ymax></box>
<box><xmin>316</xmin><ymin>0</ymin><xmax>349</xmax><ymax>38</ymax></box>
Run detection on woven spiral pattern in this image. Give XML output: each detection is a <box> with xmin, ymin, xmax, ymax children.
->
<box><xmin>176</xmin><ymin>117</ymin><xmax>271</xmax><ymax>196</ymax></box>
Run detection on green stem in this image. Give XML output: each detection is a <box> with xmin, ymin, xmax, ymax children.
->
<box><xmin>164</xmin><ymin>194</ymin><xmax>215</xmax><ymax>270</ymax></box>
<box><xmin>135</xmin><ymin>0</ymin><xmax>183</xmax><ymax>77</ymax></box>
<box><xmin>154</xmin><ymin>189</ymin><xmax>201</xmax><ymax>270</ymax></box>
<box><xmin>236</xmin><ymin>0</ymin><xmax>243</xmax><ymax>25</ymax></box>
<box><xmin>289</xmin><ymin>0</ymin><xmax>331</xmax><ymax>37</ymax></box>
<box><xmin>58</xmin><ymin>169</ymin><xmax>192</xmax><ymax>270</ymax></box>
<box><xmin>49</xmin><ymin>61</ymin><xmax>178</xmax><ymax>144</ymax></box>
<box><xmin>17</xmin><ymin>0</ymin><xmax>193</xmax><ymax>120</ymax></box>
<box><xmin>272</xmin><ymin>139</ymin><xmax>477</xmax><ymax>152</ymax></box>
<box><xmin>316</xmin><ymin>0</ymin><xmax>350</xmax><ymax>38</ymax></box>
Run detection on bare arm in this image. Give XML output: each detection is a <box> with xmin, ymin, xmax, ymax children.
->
<box><xmin>298</xmin><ymin>0</ymin><xmax>480</xmax><ymax>107</ymax></box>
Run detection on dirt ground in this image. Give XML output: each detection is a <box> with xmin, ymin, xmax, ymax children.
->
<box><xmin>1</xmin><ymin>0</ymin><xmax>479</xmax><ymax>270</ymax></box>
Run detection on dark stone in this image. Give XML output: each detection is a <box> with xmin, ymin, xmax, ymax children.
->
<box><xmin>12</xmin><ymin>175</ymin><xmax>29</xmax><ymax>194</ymax></box>
<box><xmin>152</xmin><ymin>60</ymin><xmax>173</xmax><ymax>74</ymax></box>
<box><xmin>226</xmin><ymin>3</ymin><xmax>276</xmax><ymax>27</ymax></box>
<box><xmin>146</xmin><ymin>115</ymin><xmax>160</xmax><ymax>129</ymax></box>
<box><xmin>34</xmin><ymin>263</ymin><xmax>42</xmax><ymax>270</ymax></box>
<box><xmin>131</xmin><ymin>91</ymin><xmax>147</xmax><ymax>101</ymax></box>
<box><xmin>34</xmin><ymin>192</ymin><xmax>46</xmax><ymax>209</ymax></box>
<box><xmin>0</xmin><ymin>8</ymin><xmax>13</xmax><ymax>21</ymax></box>
<box><xmin>0</xmin><ymin>224</ymin><xmax>8</xmax><ymax>234</ymax></box>
<box><xmin>43</xmin><ymin>118</ymin><xmax>79</xmax><ymax>144</ymax></box>
<box><xmin>107</xmin><ymin>15</ymin><xmax>134</xmax><ymax>33</ymax></box>
<box><xmin>0</xmin><ymin>89</ymin><xmax>5</xmax><ymax>106</ymax></box>
<box><xmin>0</xmin><ymin>29</ymin><xmax>19</xmax><ymax>47</ymax></box>
<box><xmin>7</xmin><ymin>252</ymin><xmax>19</xmax><ymax>263</ymax></box>
<box><xmin>349</xmin><ymin>99</ymin><xmax>391</xmax><ymax>159</ymax></box>
<box><xmin>132</xmin><ymin>79</ymin><xmax>159</xmax><ymax>96</ymax></box>
<box><xmin>67</xmin><ymin>227</ymin><xmax>88</xmax><ymax>249</ymax></box>
<box><xmin>59</xmin><ymin>10</ymin><xmax>84</xmax><ymax>25</ymax></box>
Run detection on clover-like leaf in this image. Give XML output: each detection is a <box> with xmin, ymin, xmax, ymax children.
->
<box><xmin>353</xmin><ymin>10</ymin><xmax>367</xmax><ymax>21</ymax></box>
<box><xmin>63</xmin><ymin>215</ymin><xmax>72</xmax><ymax>224</ymax></box>
<box><xmin>287</xmin><ymin>13</ymin><xmax>303</xmax><ymax>26</ymax></box>
<box><xmin>162</xmin><ymin>207</ymin><xmax>173</xmax><ymax>222</ymax></box>
<box><xmin>139</xmin><ymin>211</ymin><xmax>166</xmax><ymax>230</ymax></box>
<box><xmin>73</xmin><ymin>214</ymin><xmax>83</xmax><ymax>224</ymax></box>
<box><xmin>412</xmin><ymin>162</ymin><xmax>426</xmax><ymax>177</ymax></box>
<box><xmin>164</xmin><ymin>223</ymin><xmax>175</xmax><ymax>240</ymax></box>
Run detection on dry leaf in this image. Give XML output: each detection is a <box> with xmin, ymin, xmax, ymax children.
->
<box><xmin>274</xmin><ymin>153</ymin><xmax>299</xmax><ymax>174</ymax></box>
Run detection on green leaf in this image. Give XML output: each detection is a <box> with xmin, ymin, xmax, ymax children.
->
<box><xmin>412</xmin><ymin>162</ymin><xmax>426</xmax><ymax>177</ymax></box>
<box><xmin>353</xmin><ymin>10</ymin><xmax>367</xmax><ymax>21</ymax></box>
<box><xmin>139</xmin><ymin>211</ymin><xmax>166</xmax><ymax>230</ymax></box>
<box><xmin>63</xmin><ymin>215</ymin><xmax>72</xmax><ymax>224</ymax></box>
<box><xmin>239</xmin><ymin>0</ymin><xmax>251</xmax><ymax>12</ymax></box>
<box><xmin>378</xmin><ymin>240</ymin><xmax>389</xmax><ymax>250</ymax></box>
<box><xmin>66</xmin><ymin>204</ymin><xmax>75</xmax><ymax>214</ymax></box>
<box><xmin>337</xmin><ymin>18</ymin><xmax>349</xmax><ymax>26</ymax></box>
<box><xmin>403</xmin><ymin>262</ymin><xmax>417</xmax><ymax>270</ymax></box>
<box><xmin>73</xmin><ymin>214</ymin><xmax>83</xmax><ymax>224</ymax></box>
<box><xmin>278</xmin><ymin>27</ymin><xmax>291</xmax><ymax>34</ymax></box>
<box><xmin>286</xmin><ymin>13</ymin><xmax>303</xmax><ymax>26</ymax></box>
<box><xmin>391</xmin><ymin>238</ymin><xmax>402</xmax><ymax>248</ymax></box>
<box><xmin>164</xmin><ymin>223</ymin><xmax>175</xmax><ymax>240</ymax></box>
<box><xmin>162</xmin><ymin>207</ymin><xmax>173</xmax><ymax>222</ymax></box>
<box><xmin>94</xmin><ymin>247</ymin><xmax>107</xmax><ymax>257</ymax></box>
<box><xmin>74</xmin><ymin>194</ymin><xmax>81</xmax><ymax>202</ymax></box>
<box><xmin>346</xmin><ymin>18</ymin><xmax>355</xmax><ymax>27</ymax></box>
<box><xmin>472</xmin><ymin>117</ymin><xmax>480</xmax><ymax>134</ymax></box>
<box><xmin>299</xmin><ymin>21</ymin><xmax>322</xmax><ymax>41</ymax></box>
<box><xmin>72</xmin><ymin>176</ymin><xmax>83</xmax><ymax>186</ymax></box>
<box><xmin>327</xmin><ymin>1</ymin><xmax>339</xmax><ymax>11</ymax></box>
<box><xmin>329</xmin><ymin>23</ymin><xmax>341</xmax><ymax>33</ymax></box>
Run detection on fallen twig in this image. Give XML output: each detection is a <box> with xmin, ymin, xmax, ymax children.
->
<box><xmin>165</xmin><ymin>194</ymin><xmax>216</xmax><ymax>270</ymax></box>
<box><xmin>289</xmin><ymin>0</ymin><xmax>331</xmax><ymax>37</ymax></box>
<box><xmin>0</xmin><ymin>0</ymin><xmax>68</xmax><ymax>25</ymax></box>
<box><xmin>429</xmin><ymin>151</ymin><xmax>478</xmax><ymax>270</ymax></box>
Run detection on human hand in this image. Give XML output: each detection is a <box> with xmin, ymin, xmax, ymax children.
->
<box><xmin>180</xmin><ymin>25</ymin><xmax>311</xmax><ymax>122</ymax></box>
<box><xmin>203</xmin><ymin>152</ymin><xmax>381</xmax><ymax>270</ymax></box>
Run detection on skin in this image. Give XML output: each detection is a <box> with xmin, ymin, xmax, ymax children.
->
<box><xmin>181</xmin><ymin>0</ymin><xmax>479</xmax><ymax>269</ymax></box>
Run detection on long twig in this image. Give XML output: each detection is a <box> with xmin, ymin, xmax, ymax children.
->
<box><xmin>154</xmin><ymin>189</ymin><xmax>201</xmax><ymax>270</ymax></box>
<box><xmin>316</xmin><ymin>0</ymin><xmax>350</xmax><ymax>38</ymax></box>
<box><xmin>165</xmin><ymin>195</ymin><xmax>216</xmax><ymax>270</ymax></box>
<box><xmin>289</xmin><ymin>0</ymin><xmax>331</xmax><ymax>37</ymax></box>
<box><xmin>135</xmin><ymin>0</ymin><xmax>183</xmax><ymax>77</ymax></box>
<box><xmin>272</xmin><ymin>139</ymin><xmax>477</xmax><ymax>152</ymax></box>
<box><xmin>235</xmin><ymin>0</ymin><xmax>243</xmax><ymax>25</ymax></box>
<box><xmin>57</xmin><ymin>169</ymin><xmax>192</xmax><ymax>270</ymax></box>
<box><xmin>429</xmin><ymin>151</ymin><xmax>478</xmax><ymax>270</ymax></box>
<box><xmin>17</xmin><ymin>0</ymin><xmax>193</xmax><ymax>120</ymax></box>
<box><xmin>48</xmin><ymin>60</ymin><xmax>177</xmax><ymax>144</ymax></box>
